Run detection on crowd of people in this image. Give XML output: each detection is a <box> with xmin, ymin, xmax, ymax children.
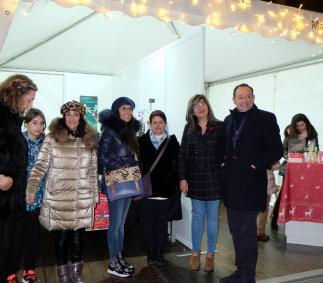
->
<box><xmin>0</xmin><ymin>73</ymin><xmax>318</xmax><ymax>283</ymax></box>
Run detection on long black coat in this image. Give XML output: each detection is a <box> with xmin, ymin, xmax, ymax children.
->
<box><xmin>138</xmin><ymin>131</ymin><xmax>180</xmax><ymax>198</ymax></box>
<box><xmin>0</xmin><ymin>102</ymin><xmax>28</xmax><ymax>219</ymax></box>
<box><xmin>178</xmin><ymin>120</ymin><xmax>225</xmax><ymax>201</ymax></box>
<box><xmin>223</xmin><ymin>105</ymin><xmax>283</xmax><ymax>211</ymax></box>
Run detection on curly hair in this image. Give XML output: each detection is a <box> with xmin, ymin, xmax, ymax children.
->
<box><xmin>0</xmin><ymin>74</ymin><xmax>37</xmax><ymax>114</ymax></box>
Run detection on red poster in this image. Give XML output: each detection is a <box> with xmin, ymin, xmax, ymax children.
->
<box><xmin>87</xmin><ymin>193</ymin><xmax>109</xmax><ymax>231</ymax></box>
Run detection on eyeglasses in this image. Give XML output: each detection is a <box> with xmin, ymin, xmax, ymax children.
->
<box><xmin>193</xmin><ymin>101</ymin><xmax>206</xmax><ymax>110</ymax></box>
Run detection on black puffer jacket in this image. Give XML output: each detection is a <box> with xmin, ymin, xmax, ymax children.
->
<box><xmin>0</xmin><ymin>102</ymin><xmax>28</xmax><ymax>219</ymax></box>
<box><xmin>98</xmin><ymin>109</ymin><xmax>141</xmax><ymax>172</ymax></box>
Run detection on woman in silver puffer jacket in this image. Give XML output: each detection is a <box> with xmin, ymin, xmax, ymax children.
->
<box><xmin>26</xmin><ymin>100</ymin><xmax>99</xmax><ymax>283</ymax></box>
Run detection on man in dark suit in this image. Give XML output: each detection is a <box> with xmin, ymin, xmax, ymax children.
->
<box><xmin>220</xmin><ymin>83</ymin><xmax>283</xmax><ymax>283</ymax></box>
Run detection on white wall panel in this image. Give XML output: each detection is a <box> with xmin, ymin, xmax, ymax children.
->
<box><xmin>208</xmin><ymin>61</ymin><xmax>323</xmax><ymax>146</ymax></box>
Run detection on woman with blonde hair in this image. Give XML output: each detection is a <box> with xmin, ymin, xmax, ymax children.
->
<box><xmin>0</xmin><ymin>74</ymin><xmax>38</xmax><ymax>283</ymax></box>
<box><xmin>179</xmin><ymin>94</ymin><xmax>224</xmax><ymax>273</ymax></box>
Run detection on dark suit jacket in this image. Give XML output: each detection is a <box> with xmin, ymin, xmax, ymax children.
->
<box><xmin>223</xmin><ymin>105</ymin><xmax>283</xmax><ymax>211</ymax></box>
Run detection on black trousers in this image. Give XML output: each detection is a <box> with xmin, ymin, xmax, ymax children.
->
<box><xmin>23</xmin><ymin>209</ymin><xmax>40</xmax><ymax>270</ymax></box>
<box><xmin>141</xmin><ymin>199</ymin><xmax>169</xmax><ymax>252</ymax></box>
<box><xmin>0</xmin><ymin>215</ymin><xmax>25</xmax><ymax>282</ymax></box>
<box><xmin>227</xmin><ymin>208</ymin><xmax>258</xmax><ymax>280</ymax></box>
<box><xmin>54</xmin><ymin>229</ymin><xmax>84</xmax><ymax>266</ymax></box>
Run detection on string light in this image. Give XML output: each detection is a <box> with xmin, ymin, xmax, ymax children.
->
<box><xmin>1</xmin><ymin>0</ymin><xmax>322</xmax><ymax>45</ymax></box>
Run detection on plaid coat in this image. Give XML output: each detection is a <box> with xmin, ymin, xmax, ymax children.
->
<box><xmin>178</xmin><ymin>120</ymin><xmax>225</xmax><ymax>200</ymax></box>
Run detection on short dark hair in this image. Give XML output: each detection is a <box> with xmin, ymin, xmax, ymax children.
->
<box><xmin>233</xmin><ymin>83</ymin><xmax>254</xmax><ymax>98</ymax></box>
<box><xmin>149</xmin><ymin>110</ymin><xmax>167</xmax><ymax>124</ymax></box>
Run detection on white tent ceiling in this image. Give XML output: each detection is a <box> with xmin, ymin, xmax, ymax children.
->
<box><xmin>0</xmin><ymin>0</ymin><xmax>322</xmax><ymax>82</ymax></box>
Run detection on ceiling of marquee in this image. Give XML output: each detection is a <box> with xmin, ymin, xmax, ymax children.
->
<box><xmin>0</xmin><ymin>0</ymin><xmax>322</xmax><ymax>83</ymax></box>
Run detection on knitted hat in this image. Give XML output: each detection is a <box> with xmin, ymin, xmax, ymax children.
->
<box><xmin>60</xmin><ymin>100</ymin><xmax>86</xmax><ymax>116</ymax></box>
<box><xmin>111</xmin><ymin>97</ymin><xmax>135</xmax><ymax>114</ymax></box>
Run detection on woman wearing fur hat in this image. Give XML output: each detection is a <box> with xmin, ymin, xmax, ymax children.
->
<box><xmin>26</xmin><ymin>100</ymin><xmax>99</xmax><ymax>283</ymax></box>
<box><xmin>98</xmin><ymin>97</ymin><xmax>140</xmax><ymax>278</ymax></box>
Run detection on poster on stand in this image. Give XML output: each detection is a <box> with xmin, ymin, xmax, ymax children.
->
<box><xmin>80</xmin><ymin>96</ymin><xmax>98</xmax><ymax>129</ymax></box>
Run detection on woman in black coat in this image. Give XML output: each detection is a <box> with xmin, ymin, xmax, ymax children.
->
<box><xmin>98</xmin><ymin>97</ymin><xmax>141</xmax><ymax>278</ymax></box>
<box><xmin>178</xmin><ymin>94</ymin><xmax>224</xmax><ymax>273</ymax></box>
<box><xmin>0</xmin><ymin>74</ymin><xmax>38</xmax><ymax>283</ymax></box>
<box><xmin>138</xmin><ymin>110</ymin><xmax>180</xmax><ymax>266</ymax></box>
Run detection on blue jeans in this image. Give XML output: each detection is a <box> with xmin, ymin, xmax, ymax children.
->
<box><xmin>191</xmin><ymin>199</ymin><xmax>220</xmax><ymax>253</ymax></box>
<box><xmin>107</xmin><ymin>197</ymin><xmax>131</xmax><ymax>258</ymax></box>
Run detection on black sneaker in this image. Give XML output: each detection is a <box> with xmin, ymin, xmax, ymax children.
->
<box><xmin>107</xmin><ymin>262</ymin><xmax>130</xmax><ymax>278</ymax></box>
<box><xmin>117</xmin><ymin>253</ymin><xmax>135</xmax><ymax>274</ymax></box>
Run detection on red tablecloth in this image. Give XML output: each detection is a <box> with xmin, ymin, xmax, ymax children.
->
<box><xmin>277</xmin><ymin>162</ymin><xmax>323</xmax><ymax>224</ymax></box>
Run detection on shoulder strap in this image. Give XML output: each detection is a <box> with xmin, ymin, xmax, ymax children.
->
<box><xmin>148</xmin><ymin>137</ymin><xmax>170</xmax><ymax>173</ymax></box>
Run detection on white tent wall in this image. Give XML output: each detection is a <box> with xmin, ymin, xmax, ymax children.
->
<box><xmin>0</xmin><ymin>70</ymin><xmax>123</xmax><ymax>129</ymax></box>
<box><xmin>0</xmin><ymin>70</ymin><xmax>64</xmax><ymax>126</ymax></box>
<box><xmin>123</xmin><ymin>30</ymin><xmax>205</xmax><ymax>249</ymax></box>
<box><xmin>207</xmin><ymin>61</ymin><xmax>323</xmax><ymax>147</ymax></box>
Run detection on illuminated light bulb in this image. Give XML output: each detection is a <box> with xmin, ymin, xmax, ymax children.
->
<box><xmin>169</xmin><ymin>1</ymin><xmax>173</xmax><ymax>4</ymax></box>
<box><xmin>206</xmin><ymin>13</ymin><xmax>222</xmax><ymax>26</ymax></box>
<box><xmin>240</xmin><ymin>24</ymin><xmax>249</xmax><ymax>33</ymax></box>
<box><xmin>290</xmin><ymin>30</ymin><xmax>298</xmax><ymax>39</ymax></box>
<box><xmin>268</xmin><ymin>10</ymin><xmax>276</xmax><ymax>18</ymax></box>
<box><xmin>131</xmin><ymin>2</ymin><xmax>148</xmax><ymax>16</ymax></box>
<box><xmin>21</xmin><ymin>10</ymin><xmax>29</xmax><ymax>16</ymax></box>
<box><xmin>157</xmin><ymin>8</ymin><xmax>171</xmax><ymax>22</ymax></box>
<box><xmin>295</xmin><ymin>20</ymin><xmax>305</xmax><ymax>31</ymax></box>
<box><xmin>231</xmin><ymin>4</ymin><xmax>236</xmax><ymax>12</ymax></box>
<box><xmin>277</xmin><ymin>22</ymin><xmax>283</xmax><ymax>29</ymax></box>
<box><xmin>192</xmin><ymin>0</ymin><xmax>199</xmax><ymax>5</ymax></box>
<box><xmin>255</xmin><ymin>14</ymin><xmax>265</xmax><ymax>26</ymax></box>
<box><xmin>239</xmin><ymin>0</ymin><xmax>251</xmax><ymax>10</ymax></box>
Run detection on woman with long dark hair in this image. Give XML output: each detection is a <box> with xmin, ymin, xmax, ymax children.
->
<box><xmin>98</xmin><ymin>97</ymin><xmax>141</xmax><ymax>278</ymax></box>
<box><xmin>178</xmin><ymin>94</ymin><xmax>224</xmax><ymax>273</ymax></box>
<box><xmin>285</xmin><ymin>113</ymin><xmax>319</xmax><ymax>153</ymax></box>
<box><xmin>0</xmin><ymin>74</ymin><xmax>38</xmax><ymax>283</ymax></box>
<box><xmin>26</xmin><ymin>100</ymin><xmax>99</xmax><ymax>283</ymax></box>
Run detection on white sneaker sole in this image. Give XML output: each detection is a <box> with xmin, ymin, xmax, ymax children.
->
<box><xmin>107</xmin><ymin>268</ymin><xmax>130</xmax><ymax>278</ymax></box>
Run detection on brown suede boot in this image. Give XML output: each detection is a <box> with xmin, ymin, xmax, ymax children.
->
<box><xmin>190</xmin><ymin>252</ymin><xmax>200</xmax><ymax>271</ymax></box>
<box><xmin>204</xmin><ymin>253</ymin><xmax>214</xmax><ymax>272</ymax></box>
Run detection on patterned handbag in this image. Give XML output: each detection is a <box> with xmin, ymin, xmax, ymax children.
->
<box><xmin>105</xmin><ymin>165</ymin><xmax>144</xmax><ymax>201</ymax></box>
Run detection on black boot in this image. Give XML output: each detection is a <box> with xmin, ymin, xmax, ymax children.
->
<box><xmin>147</xmin><ymin>250</ymin><xmax>155</xmax><ymax>265</ymax></box>
<box><xmin>153</xmin><ymin>250</ymin><xmax>165</xmax><ymax>266</ymax></box>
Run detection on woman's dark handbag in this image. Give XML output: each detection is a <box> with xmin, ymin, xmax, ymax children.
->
<box><xmin>133</xmin><ymin>137</ymin><xmax>170</xmax><ymax>201</ymax></box>
<box><xmin>105</xmin><ymin>165</ymin><xmax>143</xmax><ymax>201</ymax></box>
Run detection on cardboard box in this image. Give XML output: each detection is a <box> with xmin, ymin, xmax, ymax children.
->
<box><xmin>288</xmin><ymin>152</ymin><xmax>303</xmax><ymax>163</ymax></box>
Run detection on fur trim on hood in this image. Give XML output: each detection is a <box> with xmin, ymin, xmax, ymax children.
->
<box><xmin>48</xmin><ymin>118</ymin><xmax>98</xmax><ymax>150</ymax></box>
<box><xmin>99</xmin><ymin>109</ymin><xmax>141</xmax><ymax>134</ymax></box>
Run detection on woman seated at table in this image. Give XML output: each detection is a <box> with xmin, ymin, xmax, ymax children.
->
<box><xmin>283</xmin><ymin>113</ymin><xmax>319</xmax><ymax>156</ymax></box>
